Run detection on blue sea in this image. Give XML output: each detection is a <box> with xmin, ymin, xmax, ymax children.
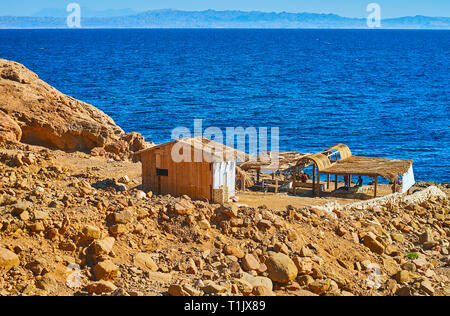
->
<box><xmin>0</xmin><ymin>29</ymin><xmax>448</xmax><ymax>182</ymax></box>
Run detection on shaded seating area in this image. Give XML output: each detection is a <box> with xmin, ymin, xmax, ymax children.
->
<box><xmin>238</xmin><ymin>151</ymin><xmax>307</xmax><ymax>193</ymax></box>
<box><xmin>293</xmin><ymin>144</ymin><xmax>414</xmax><ymax>198</ymax></box>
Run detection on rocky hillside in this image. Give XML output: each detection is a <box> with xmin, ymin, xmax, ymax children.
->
<box><xmin>0</xmin><ymin>141</ymin><xmax>448</xmax><ymax>296</ymax></box>
<box><xmin>0</xmin><ymin>59</ymin><xmax>150</xmax><ymax>159</ymax></box>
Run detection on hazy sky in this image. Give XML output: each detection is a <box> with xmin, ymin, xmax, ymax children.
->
<box><xmin>1</xmin><ymin>0</ymin><xmax>449</xmax><ymax>18</ymax></box>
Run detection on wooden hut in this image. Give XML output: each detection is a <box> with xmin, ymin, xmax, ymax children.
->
<box><xmin>135</xmin><ymin>137</ymin><xmax>248</xmax><ymax>202</ymax></box>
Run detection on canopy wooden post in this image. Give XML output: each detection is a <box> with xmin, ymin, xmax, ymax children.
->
<box><xmin>393</xmin><ymin>178</ymin><xmax>397</xmax><ymax>193</ymax></box>
<box><xmin>327</xmin><ymin>174</ymin><xmax>330</xmax><ymax>190</ymax></box>
<box><xmin>374</xmin><ymin>176</ymin><xmax>378</xmax><ymax>198</ymax></box>
<box><xmin>312</xmin><ymin>165</ymin><xmax>316</xmax><ymax>196</ymax></box>
<box><xmin>257</xmin><ymin>170</ymin><xmax>260</xmax><ymax>183</ymax></box>
<box><xmin>317</xmin><ymin>170</ymin><xmax>321</xmax><ymax>197</ymax></box>
<box><xmin>349</xmin><ymin>175</ymin><xmax>352</xmax><ymax>187</ymax></box>
<box><xmin>335</xmin><ymin>174</ymin><xmax>338</xmax><ymax>190</ymax></box>
<box><xmin>272</xmin><ymin>172</ymin><xmax>275</xmax><ymax>180</ymax></box>
<box><xmin>292</xmin><ymin>168</ymin><xmax>297</xmax><ymax>195</ymax></box>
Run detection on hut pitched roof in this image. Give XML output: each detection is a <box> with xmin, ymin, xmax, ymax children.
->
<box><xmin>135</xmin><ymin>136</ymin><xmax>250</xmax><ymax>162</ymax></box>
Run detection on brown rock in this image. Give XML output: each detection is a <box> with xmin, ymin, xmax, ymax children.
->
<box><xmin>109</xmin><ymin>224</ymin><xmax>127</xmax><ymax>235</ymax></box>
<box><xmin>412</xmin><ymin>258</ymin><xmax>429</xmax><ymax>270</ymax></box>
<box><xmin>391</xmin><ymin>233</ymin><xmax>405</xmax><ymax>243</ymax></box>
<box><xmin>363</xmin><ymin>234</ymin><xmax>385</xmax><ymax>255</ymax></box>
<box><xmin>242</xmin><ymin>254</ymin><xmax>260</xmax><ymax>272</ymax></box>
<box><xmin>0</xmin><ymin>59</ymin><xmax>144</xmax><ymax>154</ymax></box>
<box><xmin>274</xmin><ymin>243</ymin><xmax>290</xmax><ymax>255</ymax></box>
<box><xmin>0</xmin><ymin>111</ymin><xmax>22</xmax><ymax>142</ymax></box>
<box><xmin>0</xmin><ymin>247</ymin><xmax>20</xmax><ymax>273</ymax></box>
<box><xmin>297</xmin><ymin>275</ymin><xmax>314</xmax><ymax>286</ymax></box>
<box><xmin>293</xmin><ymin>257</ymin><xmax>313</xmax><ymax>275</ymax></box>
<box><xmin>221</xmin><ymin>203</ymin><xmax>238</xmax><ymax>218</ymax></box>
<box><xmin>336</xmin><ymin>226</ymin><xmax>348</xmax><ymax>237</ymax></box>
<box><xmin>93</xmin><ymin>261</ymin><xmax>119</xmax><ymax>280</ymax></box>
<box><xmin>113</xmin><ymin>209</ymin><xmax>134</xmax><ymax>224</ymax></box>
<box><xmin>172</xmin><ymin>199</ymin><xmax>195</xmax><ymax>215</ymax></box>
<box><xmin>300</xmin><ymin>246</ymin><xmax>313</xmax><ymax>257</ymax></box>
<box><xmin>309</xmin><ymin>279</ymin><xmax>332</xmax><ymax>295</ymax></box>
<box><xmin>420</xmin><ymin>280</ymin><xmax>435</xmax><ymax>296</ymax></box>
<box><xmin>168</xmin><ymin>284</ymin><xmax>190</xmax><ymax>296</ymax></box>
<box><xmin>224</xmin><ymin>245</ymin><xmax>245</xmax><ymax>259</ymax></box>
<box><xmin>241</xmin><ymin>272</ymin><xmax>273</xmax><ymax>291</ymax></box>
<box><xmin>133</xmin><ymin>253</ymin><xmax>158</xmax><ymax>272</ymax></box>
<box><xmin>36</xmin><ymin>273</ymin><xmax>60</xmax><ymax>292</ymax></box>
<box><xmin>252</xmin><ymin>286</ymin><xmax>274</xmax><ymax>296</ymax></box>
<box><xmin>202</xmin><ymin>281</ymin><xmax>227</xmax><ymax>294</ymax></box>
<box><xmin>30</xmin><ymin>222</ymin><xmax>45</xmax><ymax>233</ymax></box>
<box><xmin>92</xmin><ymin>237</ymin><xmax>115</xmax><ymax>255</ymax></box>
<box><xmin>86</xmin><ymin>281</ymin><xmax>118</xmax><ymax>295</ymax></box>
<box><xmin>265</xmin><ymin>252</ymin><xmax>298</xmax><ymax>284</ymax></box>
<box><xmin>233</xmin><ymin>279</ymin><xmax>253</xmax><ymax>295</ymax></box>
<box><xmin>82</xmin><ymin>225</ymin><xmax>101</xmax><ymax>240</ymax></box>
<box><xmin>396</xmin><ymin>270</ymin><xmax>411</xmax><ymax>284</ymax></box>
<box><xmin>396</xmin><ymin>286</ymin><xmax>413</xmax><ymax>296</ymax></box>
<box><xmin>419</xmin><ymin>229</ymin><xmax>434</xmax><ymax>244</ymax></box>
<box><xmin>147</xmin><ymin>272</ymin><xmax>173</xmax><ymax>283</ymax></box>
<box><xmin>383</xmin><ymin>257</ymin><xmax>400</xmax><ymax>275</ymax></box>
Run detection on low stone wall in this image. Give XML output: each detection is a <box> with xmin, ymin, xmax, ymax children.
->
<box><xmin>343</xmin><ymin>186</ymin><xmax>446</xmax><ymax>211</ymax></box>
<box><xmin>306</xmin><ymin>186</ymin><xmax>447</xmax><ymax>215</ymax></box>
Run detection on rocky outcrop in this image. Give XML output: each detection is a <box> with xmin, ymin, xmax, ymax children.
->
<box><xmin>0</xmin><ymin>59</ymin><xmax>150</xmax><ymax>157</ymax></box>
<box><xmin>0</xmin><ymin>111</ymin><xmax>22</xmax><ymax>142</ymax></box>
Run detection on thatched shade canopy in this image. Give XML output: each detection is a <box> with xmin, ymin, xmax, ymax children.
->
<box><xmin>292</xmin><ymin>143</ymin><xmax>414</xmax><ymax>198</ymax></box>
<box><xmin>319</xmin><ymin>156</ymin><xmax>412</xmax><ymax>182</ymax></box>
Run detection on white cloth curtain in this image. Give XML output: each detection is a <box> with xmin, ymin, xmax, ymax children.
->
<box><xmin>213</xmin><ymin>162</ymin><xmax>236</xmax><ymax>196</ymax></box>
<box><xmin>402</xmin><ymin>165</ymin><xmax>415</xmax><ymax>194</ymax></box>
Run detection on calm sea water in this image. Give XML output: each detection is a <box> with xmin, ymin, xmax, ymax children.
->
<box><xmin>0</xmin><ymin>29</ymin><xmax>448</xmax><ymax>182</ymax></box>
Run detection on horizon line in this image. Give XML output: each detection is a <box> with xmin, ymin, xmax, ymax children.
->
<box><xmin>3</xmin><ymin>8</ymin><xmax>450</xmax><ymax>20</ymax></box>
<box><xmin>1</xmin><ymin>27</ymin><xmax>450</xmax><ymax>31</ymax></box>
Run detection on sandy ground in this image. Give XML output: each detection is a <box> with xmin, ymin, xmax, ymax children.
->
<box><xmin>237</xmin><ymin>183</ymin><xmax>396</xmax><ymax>210</ymax></box>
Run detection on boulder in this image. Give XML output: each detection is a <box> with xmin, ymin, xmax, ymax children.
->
<box><xmin>265</xmin><ymin>252</ymin><xmax>298</xmax><ymax>284</ymax></box>
<box><xmin>0</xmin><ymin>59</ymin><xmax>149</xmax><ymax>156</ymax></box>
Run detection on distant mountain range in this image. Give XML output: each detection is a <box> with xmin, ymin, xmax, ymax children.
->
<box><xmin>32</xmin><ymin>7</ymin><xmax>137</xmax><ymax>18</ymax></box>
<box><xmin>0</xmin><ymin>9</ymin><xmax>449</xmax><ymax>29</ymax></box>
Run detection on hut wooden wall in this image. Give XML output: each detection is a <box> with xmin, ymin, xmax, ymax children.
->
<box><xmin>141</xmin><ymin>143</ymin><xmax>213</xmax><ymax>201</ymax></box>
